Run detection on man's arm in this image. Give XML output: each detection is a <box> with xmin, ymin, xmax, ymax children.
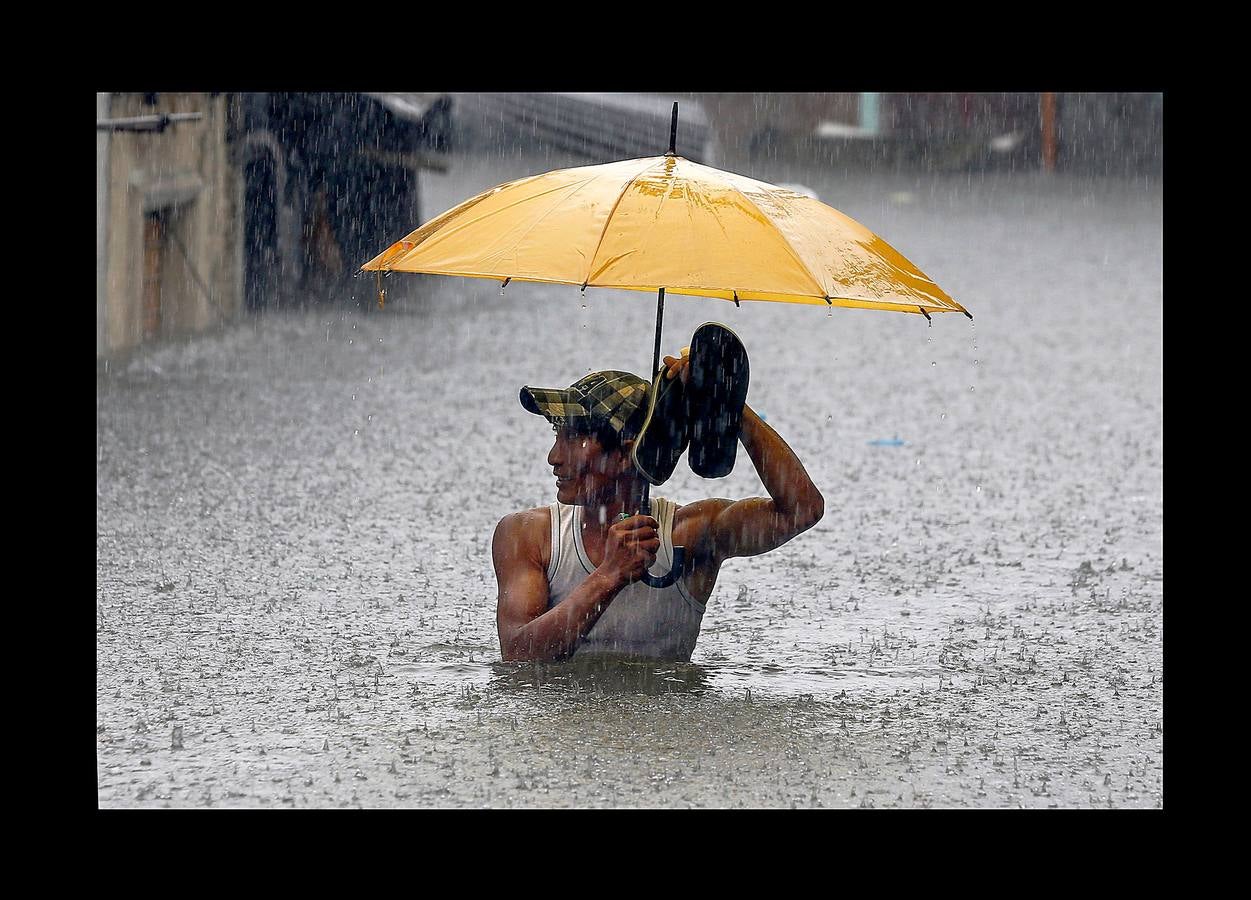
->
<box><xmin>696</xmin><ymin>404</ymin><xmax>824</xmax><ymax>562</ymax></box>
<box><xmin>493</xmin><ymin>510</ymin><xmax>661</xmax><ymax>661</ymax></box>
<box><xmin>661</xmin><ymin>349</ymin><xmax>824</xmax><ymax>565</ymax></box>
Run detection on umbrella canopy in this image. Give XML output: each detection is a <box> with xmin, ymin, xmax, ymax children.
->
<box><xmin>361</xmin><ymin>154</ymin><xmax>968</xmax><ymax>318</ymax></box>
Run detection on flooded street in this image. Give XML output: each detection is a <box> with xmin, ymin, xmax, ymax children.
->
<box><xmin>97</xmin><ymin>142</ymin><xmax>1163</xmax><ymax>808</ymax></box>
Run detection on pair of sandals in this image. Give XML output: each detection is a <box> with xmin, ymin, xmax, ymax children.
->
<box><xmin>631</xmin><ymin>322</ymin><xmax>750</xmax><ymax>486</ymax></box>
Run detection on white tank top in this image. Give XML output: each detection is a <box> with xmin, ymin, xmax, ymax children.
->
<box><xmin>546</xmin><ymin>497</ymin><xmax>706</xmax><ymax>661</ymax></box>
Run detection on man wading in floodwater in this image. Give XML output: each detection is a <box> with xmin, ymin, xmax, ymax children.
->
<box><xmin>493</xmin><ymin>323</ymin><xmax>824</xmax><ymax>662</ymax></box>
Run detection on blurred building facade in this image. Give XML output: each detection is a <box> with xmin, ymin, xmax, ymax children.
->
<box><xmin>97</xmin><ymin>92</ymin><xmax>239</xmax><ymax>360</ymax></box>
<box><xmin>97</xmin><ymin>92</ymin><xmax>452</xmax><ymax>361</ymax></box>
<box><xmin>683</xmin><ymin>92</ymin><xmax>1162</xmax><ymax>173</ymax></box>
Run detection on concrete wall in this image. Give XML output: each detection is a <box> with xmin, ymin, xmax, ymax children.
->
<box><xmin>98</xmin><ymin>93</ymin><xmax>241</xmax><ymax>360</ymax></box>
<box><xmin>97</xmin><ymin>93</ymin><xmax>111</xmax><ymax>359</ymax></box>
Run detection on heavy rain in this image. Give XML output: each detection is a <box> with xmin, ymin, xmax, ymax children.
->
<box><xmin>97</xmin><ymin>92</ymin><xmax>1163</xmax><ymax>808</ymax></box>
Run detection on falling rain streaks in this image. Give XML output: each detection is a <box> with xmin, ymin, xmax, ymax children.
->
<box><xmin>98</xmin><ymin>122</ymin><xmax>1161</xmax><ymax>809</ymax></box>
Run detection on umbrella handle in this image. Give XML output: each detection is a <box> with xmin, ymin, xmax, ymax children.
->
<box><xmin>639</xmin><ymin>545</ymin><xmax>686</xmax><ymax>589</ymax></box>
<box><xmin>636</xmin><ymin>278</ymin><xmax>684</xmax><ymax>590</ymax></box>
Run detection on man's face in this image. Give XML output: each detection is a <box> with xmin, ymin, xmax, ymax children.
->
<box><xmin>547</xmin><ymin>425</ymin><xmax>627</xmax><ymax>505</ymax></box>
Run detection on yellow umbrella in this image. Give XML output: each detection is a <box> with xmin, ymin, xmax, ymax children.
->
<box><xmin>361</xmin><ymin>140</ymin><xmax>968</xmax><ymax>320</ymax></box>
<box><xmin>360</xmin><ymin>103</ymin><xmax>969</xmax><ymax>587</ymax></box>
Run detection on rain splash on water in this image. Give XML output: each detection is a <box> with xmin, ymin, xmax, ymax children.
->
<box><xmin>98</xmin><ymin>112</ymin><xmax>1162</xmax><ymax>808</ymax></box>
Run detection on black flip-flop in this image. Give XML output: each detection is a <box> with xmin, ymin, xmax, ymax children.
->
<box><xmin>630</xmin><ymin>363</ymin><xmax>690</xmax><ymax>486</ymax></box>
<box><xmin>687</xmin><ymin>322</ymin><xmax>749</xmax><ymax>479</ymax></box>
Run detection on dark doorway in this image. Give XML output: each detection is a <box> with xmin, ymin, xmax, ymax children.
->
<box><xmin>244</xmin><ymin>154</ymin><xmax>279</xmax><ymax>311</ymax></box>
<box><xmin>142</xmin><ymin>209</ymin><xmax>167</xmax><ymax>339</ymax></box>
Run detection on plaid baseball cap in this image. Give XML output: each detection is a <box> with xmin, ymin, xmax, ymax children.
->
<box><xmin>520</xmin><ymin>370</ymin><xmax>649</xmax><ymax>437</ymax></box>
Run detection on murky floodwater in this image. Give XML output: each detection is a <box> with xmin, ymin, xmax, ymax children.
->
<box><xmin>97</xmin><ymin>142</ymin><xmax>1162</xmax><ymax>808</ymax></box>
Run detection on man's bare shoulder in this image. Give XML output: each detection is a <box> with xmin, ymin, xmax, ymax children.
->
<box><xmin>672</xmin><ymin>497</ymin><xmax>733</xmax><ymax>523</ymax></box>
<box><xmin>671</xmin><ymin>497</ymin><xmax>733</xmax><ymax>544</ymax></box>
<box><xmin>493</xmin><ymin>506</ymin><xmax>552</xmax><ymax>563</ymax></box>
